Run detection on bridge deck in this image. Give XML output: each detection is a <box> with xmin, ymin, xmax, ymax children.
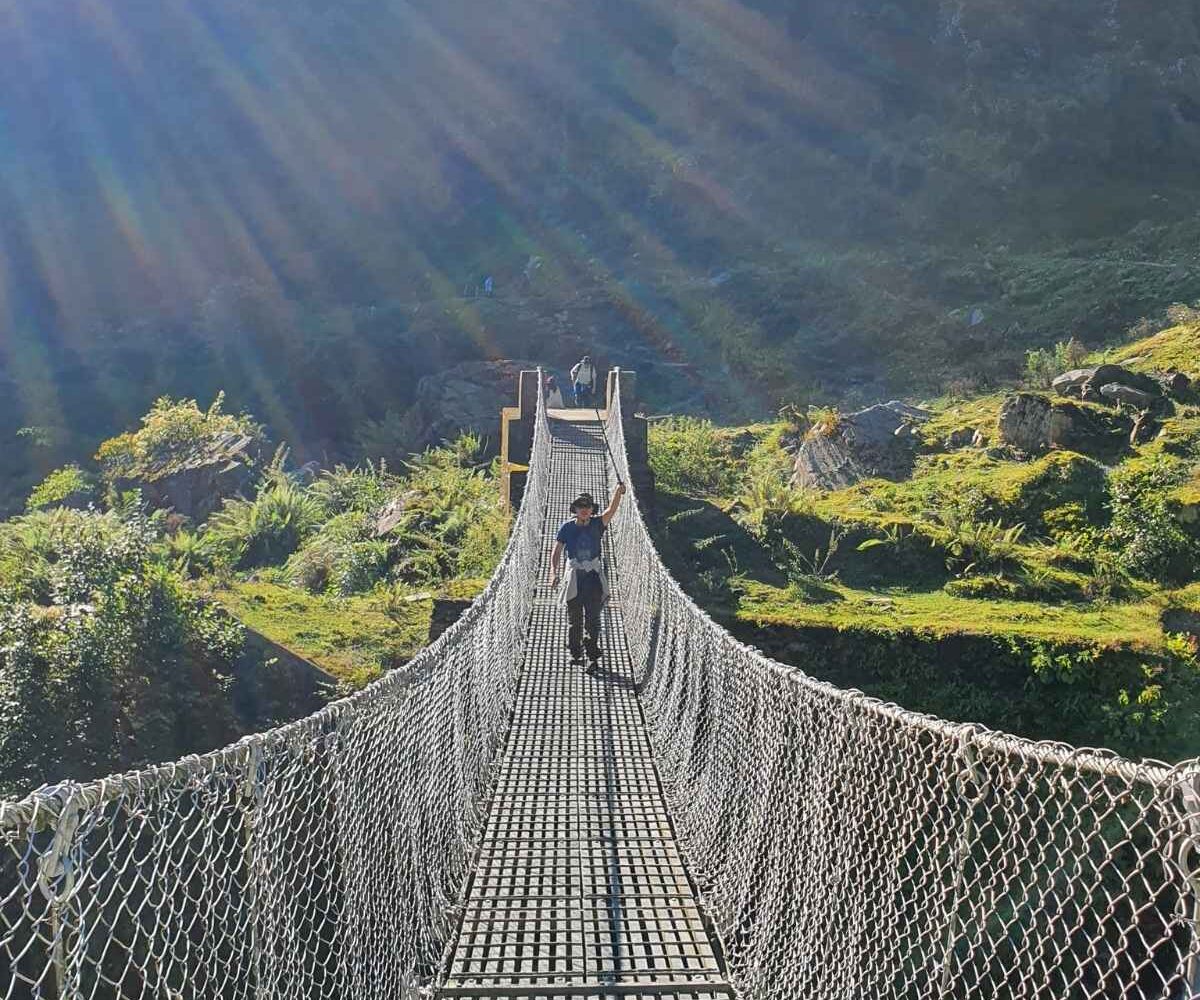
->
<box><xmin>437</xmin><ymin>418</ymin><xmax>732</xmax><ymax>1000</ymax></box>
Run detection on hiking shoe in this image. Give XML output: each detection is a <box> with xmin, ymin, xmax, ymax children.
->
<box><xmin>569</xmin><ymin>651</ymin><xmax>585</xmax><ymax>666</ymax></box>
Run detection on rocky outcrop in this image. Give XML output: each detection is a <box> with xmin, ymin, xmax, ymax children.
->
<box><xmin>997</xmin><ymin>392</ymin><xmax>1143</xmax><ymax>455</ymax></box>
<box><xmin>1162</xmin><ymin>607</ymin><xmax>1200</xmax><ymax>638</ymax></box>
<box><xmin>791</xmin><ymin>401</ymin><xmax>930</xmax><ymax>490</ymax></box>
<box><xmin>117</xmin><ymin>431</ymin><xmax>260</xmax><ymax>522</ymax></box>
<box><xmin>996</xmin><ymin>393</ymin><xmax>1117</xmax><ymax>454</ymax></box>
<box><xmin>1081</xmin><ymin>364</ymin><xmax>1161</xmax><ymax>401</ymax></box>
<box><xmin>396</xmin><ymin>359</ymin><xmax>539</xmax><ymax>456</ymax></box>
<box><xmin>1054</xmin><ymin>364</ymin><xmax>1166</xmax><ymax>402</ymax></box>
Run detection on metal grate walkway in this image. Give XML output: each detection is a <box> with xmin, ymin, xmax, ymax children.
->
<box><xmin>437</xmin><ymin>417</ymin><xmax>733</xmax><ymax>1000</ymax></box>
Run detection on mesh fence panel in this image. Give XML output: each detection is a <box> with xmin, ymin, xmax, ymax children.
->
<box><xmin>0</xmin><ymin>382</ymin><xmax>551</xmax><ymax>1000</ymax></box>
<box><xmin>602</xmin><ymin>372</ymin><xmax>1200</xmax><ymax>1000</ymax></box>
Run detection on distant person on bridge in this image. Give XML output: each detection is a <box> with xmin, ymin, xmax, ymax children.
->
<box><xmin>570</xmin><ymin>355</ymin><xmax>596</xmax><ymax>407</ymax></box>
<box><xmin>545</xmin><ymin>374</ymin><xmax>565</xmax><ymax>409</ymax></box>
<box><xmin>549</xmin><ymin>485</ymin><xmax>626</xmax><ymax>668</ymax></box>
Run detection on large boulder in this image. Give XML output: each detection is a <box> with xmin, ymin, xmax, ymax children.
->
<box><xmin>1052</xmin><ymin>369</ymin><xmax>1093</xmax><ymax>398</ymax></box>
<box><xmin>1099</xmin><ymin>383</ymin><xmax>1159</xmax><ymax>408</ymax></box>
<box><xmin>117</xmin><ymin>431</ymin><xmax>260</xmax><ymax>521</ymax></box>
<box><xmin>790</xmin><ymin>401</ymin><xmax>930</xmax><ymax>490</ymax></box>
<box><xmin>1150</xmin><ymin>370</ymin><xmax>1191</xmax><ymax>399</ymax></box>
<box><xmin>1055</xmin><ymin>365</ymin><xmax>1163</xmax><ymax>402</ymax></box>
<box><xmin>394</xmin><ymin>359</ymin><xmax>539</xmax><ymax>456</ymax></box>
<box><xmin>996</xmin><ymin>393</ymin><xmax>1120</xmax><ymax>454</ymax></box>
<box><xmin>1081</xmin><ymin>364</ymin><xmax>1161</xmax><ymax>401</ymax></box>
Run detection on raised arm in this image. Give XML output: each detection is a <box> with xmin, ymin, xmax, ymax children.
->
<box><xmin>549</xmin><ymin>539</ymin><xmax>565</xmax><ymax>583</ymax></box>
<box><xmin>600</xmin><ymin>482</ymin><xmax>627</xmax><ymax>526</ymax></box>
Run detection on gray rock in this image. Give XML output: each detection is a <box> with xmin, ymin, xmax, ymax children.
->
<box><xmin>118</xmin><ymin>430</ymin><xmax>261</xmax><ymax>521</ymax></box>
<box><xmin>1162</xmin><ymin>608</ymin><xmax>1200</xmax><ymax>637</ymax></box>
<box><xmin>1150</xmin><ymin>369</ymin><xmax>1191</xmax><ymax>398</ymax></box>
<box><xmin>997</xmin><ymin>393</ymin><xmax>1085</xmax><ymax>453</ymax></box>
<box><xmin>1099</xmin><ymin>383</ymin><xmax>1158</xmax><ymax>408</ymax></box>
<box><xmin>790</xmin><ymin>401</ymin><xmax>930</xmax><ymax>490</ymax></box>
<box><xmin>1081</xmin><ymin>364</ymin><xmax>1160</xmax><ymax>402</ymax></box>
<box><xmin>790</xmin><ymin>431</ymin><xmax>863</xmax><ymax>491</ymax></box>
<box><xmin>1052</xmin><ymin>368</ymin><xmax>1093</xmax><ymax>398</ymax></box>
<box><xmin>944</xmin><ymin>427</ymin><xmax>976</xmax><ymax>449</ymax></box>
<box><xmin>374</xmin><ymin>491</ymin><xmax>419</xmax><ymax>536</ymax></box>
<box><xmin>394</xmin><ymin>359</ymin><xmax>539</xmax><ymax>456</ymax></box>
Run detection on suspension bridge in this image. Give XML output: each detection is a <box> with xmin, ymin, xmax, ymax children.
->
<box><xmin>2</xmin><ymin>370</ymin><xmax>1199</xmax><ymax>1000</ymax></box>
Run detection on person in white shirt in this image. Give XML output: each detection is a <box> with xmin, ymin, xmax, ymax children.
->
<box><xmin>570</xmin><ymin>355</ymin><xmax>596</xmax><ymax>407</ymax></box>
<box><xmin>545</xmin><ymin>375</ymin><xmax>565</xmax><ymax>409</ymax></box>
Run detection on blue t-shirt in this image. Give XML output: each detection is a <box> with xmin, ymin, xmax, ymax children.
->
<box><xmin>556</xmin><ymin>518</ymin><xmax>605</xmax><ymax>563</ymax></box>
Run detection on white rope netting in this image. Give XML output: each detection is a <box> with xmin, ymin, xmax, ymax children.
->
<box><xmin>3</xmin><ymin>369</ymin><xmax>1199</xmax><ymax>1000</ymax></box>
<box><xmin>602</xmin><ymin>371</ymin><xmax>1200</xmax><ymax>1000</ymax></box>
<box><xmin>0</xmin><ymin>383</ymin><xmax>551</xmax><ymax>1000</ymax></box>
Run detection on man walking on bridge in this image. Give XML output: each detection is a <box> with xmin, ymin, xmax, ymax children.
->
<box><xmin>570</xmin><ymin>355</ymin><xmax>596</xmax><ymax>407</ymax></box>
<box><xmin>549</xmin><ymin>485</ymin><xmax>626</xmax><ymax>667</ymax></box>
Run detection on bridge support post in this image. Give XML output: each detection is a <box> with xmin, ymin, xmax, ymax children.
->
<box><xmin>500</xmin><ymin>371</ymin><xmax>539</xmax><ymax>511</ymax></box>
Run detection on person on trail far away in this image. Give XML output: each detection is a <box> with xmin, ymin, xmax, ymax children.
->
<box><xmin>570</xmin><ymin>355</ymin><xmax>596</xmax><ymax>407</ymax></box>
<box><xmin>549</xmin><ymin>485</ymin><xmax>626</xmax><ymax>668</ymax></box>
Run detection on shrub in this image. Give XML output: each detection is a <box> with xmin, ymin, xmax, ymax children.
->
<box><xmin>310</xmin><ymin>463</ymin><xmax>401</xmax><ymax>517</ymax></box>
<box><xmin>1023</xmin><ymin>338</ymin><xmax>1088</xmax><ymax>387</ymax></box>
<box><xmin>205</xmin><ymin>477</ymin><xmax>323</xmax><ymax>569</ymax></box>
<box><xmin>0</xmin><ymin>509</ymin><xmax>243</xmax><ymax>795</ymax></box>
<box><xmin>734</xmin><ymin>470</ymin><xmax>810</xmax><ymax>540</ymax></box>
<box><xmin>27</xmin><ymin>465</ymin><xmax>96</xmax><ymax>510</ymax></box>
<box><xmin>648</xmin><ymin>417</ymin><xmax>741</xmax><ymax>496</ymax></box>
<box><xmin>932</xmin><ymin>509</ymin><xmax>1026</xmax><ymax>576</ymax></box>
<box><xmin>162</xmin><ymin>529</ymin><xmax>210</xmax><ymax>579</ymax></box>
<box><xmin>1105</xmin><ymin>456</ymin><xmax>1196</xmax><ymax>582</ymax></box>
<box><xmin>96</xmin><ymin>394</ymin><xmax>264</xmax><ymax>483</ymax></box>
<box><xmin>286</xmin><ymin>511</ymin><xmax>393</xmax><ymax>595</ymax></box>
<box><xmin>806</xmin><ymin>406</ymin><xmax>842</xmax><ymax>437</ymax></box>
<box><xmin>398</xmin><ymin>434</ymin><xmax>506</xmax><ymax>579</ymax></box>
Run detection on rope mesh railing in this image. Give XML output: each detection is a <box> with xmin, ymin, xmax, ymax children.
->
<box><xmin>0</xmin><ymin>379</ymin><xmax>552</xmax><ymax>1000</ymax></box>
<box><xmin>602</xmin><ymin>371</ymin><xmax>1200</xmax><ymax>1000</ymax></box>
<box><xmin>2</xmin><ymin>369</ymin><xmax>1199</xmax><ymax>1000</ymax></box>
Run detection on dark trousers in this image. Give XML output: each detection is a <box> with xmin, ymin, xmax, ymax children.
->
<box><xmin>573</xmin><ymin>382</ymin><xmax>593</xmax><ymax>407</ymax></box>
<box><xmin>567</xmin><ymin>576</ymin><xmax>603</xmax><ymax>659</ymax></box>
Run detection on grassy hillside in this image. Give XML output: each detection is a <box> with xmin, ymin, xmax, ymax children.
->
<box><xmin>649</xmin><ymin>321</ymin><xmax>1200</xmax><ymax>761</ymax></box>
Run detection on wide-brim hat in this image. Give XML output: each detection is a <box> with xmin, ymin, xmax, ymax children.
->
<box><xmin>570</xmin><ymin>492</ymin><xmax>596</xmax><ymax>512</ymax></box>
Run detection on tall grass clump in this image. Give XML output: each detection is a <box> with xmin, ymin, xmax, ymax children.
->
<box><xmin>648</xmin><ymin>417</ymin><xmax>742</xmax><ymax>497</ymax></box>
<box><xmin>205</xmin><ymin>475</ymin><xmax>323</xmax><ymax>569</ymax></box>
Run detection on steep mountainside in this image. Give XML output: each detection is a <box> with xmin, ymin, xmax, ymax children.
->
<box><xmin>4</xmin><ymin>0</ymin><xmax>1200</xmax><ymax>510</ymax></box>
